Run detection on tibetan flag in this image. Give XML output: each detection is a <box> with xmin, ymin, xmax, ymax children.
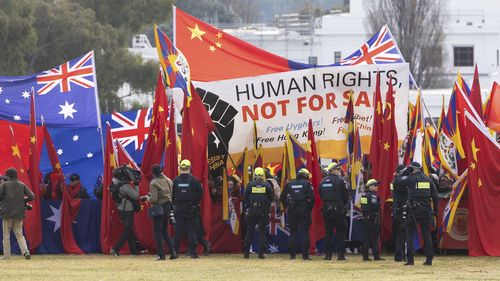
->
<box><xmin>437</xmin><ymin>95</ymin><xmax>446</xmax><ymax>132</ymax></box>
<box><xmin>463</xmin><ymin>111</ymin><xmax>500</xmax><ymax>256</ymax></box>
<box><xmin>234</xmin><ymin>147</ymin><xmax>248</xmax><ymax>188</ymax></box>
<box><xmin>253</xmin><ymin>144</ymin><xmax>264</xmax><ymax>169</ymax></box>
<box><xmin>154</xmin><ymin>25</ymin><xmax>192</xmax><ymax>105</ymax></box>
<box><xmin>484</xmin><ymin>82</ymin><xmax>500</xmax><ymax>133</ymax></box>
<box><xmin>285</xmin><ymin>131</ymin><xmax>308</xmax><ymax>179</ymax></box>
<box><xmin>174</xmin><ymin>7</ymin><xmax>310</xmax><ymax>82</ymax></box>
<box><xmin>440</xmin><ymin>169</ymin><xmax>468</xmax><ymax>236</ymax></box>
<box><xmin>442</xmin><ymin>86</ymin><xmax>465</xmax><ymax>158</ymax></box>
<box><xmin>25</xmin><ymin>89</ymin><xmax>42</xmax><ymax>251</ymax></box>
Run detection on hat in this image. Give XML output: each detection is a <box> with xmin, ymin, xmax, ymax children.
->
<box><xmin>396</xmin><ymin>164</ymin><xmax>406</xmax><ymax>173</ymax></box>
<box><xmin>180</xmin><ymin>159</ymin><xmax>191</xmax><ymax>169</ymax></box>
<box><xmin>5</xmin><ymin>168</ymin><xmax>17</xmax><ymax>179</ymax></box>
<box><xmin>69</xmin><ymin>174</ymin><xmax>80</xmax><ymax>181</ymax></box>
<box><xmin>326</xmin><ymin>162</ymin><xmax>341</xmax><ymax>172</ymax></box>
<box><xmin>410</xmin><ymin>162</ymin><xmax>422</xmax><ymax>169</ymax></box>
<box><xmin>297</xmin><ymin>168</ymin><xmax>310</xmax><ymax>178</ymax></box>
<box><xmin>254</xmin><ymin>167</ymin><xmax>265</xmax><ymax>178</ymax></box>
<box><xmin>366</xmin><ymin>179</ymin><xmax>380</xmax><ymax>187</ymax></box>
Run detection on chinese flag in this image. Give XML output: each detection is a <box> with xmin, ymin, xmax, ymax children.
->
<box><xmin>376</xmin><ymin>78</ymin><xmax>399</xmax><ymax>242</ymax></box>
<box><xmin>484</xmin><ymin>82</ymin><xmax>500</xmax><ymax>133</ymax></box>
<box><xmin>174</xmin><ymin>7</ymin><xmax>306</xmax><ymax>81</ymax></box>
<box><xmin>469</xmin><ymin>65</ymin><xmax>483</xmax><ymax>117</ymax></box>
<box><xmin>181</xmin><ymin>83</ymin><xmax>215</xmax><ymax>242</ymax></box>
<box><xmin>115</xmin><ymin>140</ymin><xmax>140</xmax><ymax>171</ymax></box>
<box><xmin>42</xmin><ymin>122</ymin><xmax>83</xmax><ymax>254</ymax></box>
<box><xmin>463</xmin><ymin>112</ymin><xmax>500</xmax><ymax>256</ymax></box>
<box><xmin>134</xmin><ymin>73</ymin><xmax>169</xmax><ymax>252</ymax></box>
<box><xmin>100</xmin><ymin>124</ymin><xmax>133</xmax><ymax>254</ymax></box>
<box><xmin>164</xmin><ymin>100</ymin><xmax>179</xmax><ymax>179</ymax></box>
<box><xmin>369</xmin><ymin>72</ymin><xmax>383</xmax><ymax>175</ymax></box>
<box><xmin>306</xmin><ymin>119</ymin><xmax>325</xmax><ymax>253</ymax></box>
<box><xmin>25</xmin><ymin>90</ymin><xmax>42</xmax><ymax>251</ymax></box>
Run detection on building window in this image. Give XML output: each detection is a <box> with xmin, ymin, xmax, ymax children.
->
<box><xmin>334</xmin><ymin>51</ymin><xmax>342</xmax><ymax>63</ymax></box>
<box><xmin>453</xmin><ymin>46</ymin><xmax>474</xmax><ymax>67</ymax></box>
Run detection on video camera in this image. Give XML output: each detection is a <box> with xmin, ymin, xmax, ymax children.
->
<box><xmin>113</xmin><ymin>165</ymin><xmax>142</xmax><ymax>185</ymax></box>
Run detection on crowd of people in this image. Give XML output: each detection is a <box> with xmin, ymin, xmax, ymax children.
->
<box><xmin>0</xmin><ymin>158</ymin><xmax>441</xmax><ymax>265</ymax></box>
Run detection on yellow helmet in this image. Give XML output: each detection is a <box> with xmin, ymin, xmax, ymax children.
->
<box><xmin>366</xmin><ymin>179</ymin><xmax>380</xmax><ymax>187</ymax></box>
<box><xmin>180</xmin><ymin>159</ymin><xmax>191</xmax><ymax>169</ymax></box>
<box><xmin>298</xmin><ymin>168</ymin><xmax>310</xmax><ymax>178</ymax></box>
<box><xmin>326</xmin><ymin>162</ymin><xmax>341</xmax><ymax>172</ymax></box>
<box><xmin>254</xmin><ymin>167</ymin><xmax>265</xmax><ymax>178</ymax></box>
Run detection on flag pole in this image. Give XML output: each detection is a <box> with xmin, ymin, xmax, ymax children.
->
<box><xmin>90</xmin><ymin>50</ymin><xmax>105</xmax><ymax>167</ymax></box>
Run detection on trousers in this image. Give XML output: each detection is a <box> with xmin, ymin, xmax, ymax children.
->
<box><xmin>2</xmin><ymin>218</ymin><xmax>29</xmax><ymax>257</ymax></box>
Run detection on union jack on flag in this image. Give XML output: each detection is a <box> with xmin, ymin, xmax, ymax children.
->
<box><xmin>37</xmin><ymin>51</ymin><xmax>95</xmax><ymax>95</ymax></box>
<box><xmin>340</xmin><ymin>25</ymin><xmax>404</xmax><ymax>65</ymax></box>
<box><xmin>110</xmin><ymin>108</ymin><xmax>152</xmax><ymax>151</ymax></box>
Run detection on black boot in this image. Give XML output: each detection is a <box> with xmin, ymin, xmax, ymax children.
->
<box><xmin>289</xmin><ymin>254</ymin><xmax>296</xmax><ymax>260</ymax></box>
<box><xmin>423</xmin><ymin>256</ymin><xmax>433</xmax><ymax>266</ymax></box>
<box><xmin>324</xmin><ymin>253</ymin><xmax>332</xmax><ymax>260</ymax></box>
<box><xmin>363</xmin><ymin>255</ymin><xmax>372</xmax><ymax>261</ymax></box>
<box><xmin>258</xmin><ymin>253</ymin><xmax>265</xmax><ymax>259</ymax></box>
<box><xmin>302</xmin><ymin>254</ymin><xmax>311</xmax><ymax>260</ymax></box>
<box><xmin>374</xmin><ymin>256</ymin><xmax>385</xmax><ymax>261</ymax></box>
<box><xmin>243</xmin><ymin>251</ymin><xmax>250</xmax><ymax>259</ymax></box>
<box><xmin>404</xmin><ymin>259</ymin><xmax>414</xmax><ymax>266</ymax></box>
<box><xmin>337</xmin><ymin>254</ymin><xmax>346</xmax><ymax>261</ymax></box>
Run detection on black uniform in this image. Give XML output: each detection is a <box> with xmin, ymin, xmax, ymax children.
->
<box><xmin>403</xmin><ymin>171</ymin><xmax>438</xmax><ymax>265</ymax></box>
<box><xmin>242</xmin><ymin>179</ymin><xmax>273</xmax><ymax>258</ymax></box>
<box><xmin>360</xmin><ymin>190</ymin><xmax>381</xmax><ymax>260</ymax></box>
<box><xmin>319</xmin><ymin>174</ymin><xmax>349</xmax><ymax>260</ymax></box>
<box><xmin>392</xmin><ymin>174</ymin><xmax>408</xmax><ymax>261</ymax></box>
<box><xmin>280</xmin><ymin>177</ymin><xmax>315</xmax><ymax>259</ymax></box>
<box><xmin>172</xmin><ymin>173</ymin><xmax>203</xmax><ymax>258</ymax></box>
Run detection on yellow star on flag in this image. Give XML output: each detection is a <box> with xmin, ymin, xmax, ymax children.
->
<box><xmin>191</xmin><ymin>128</ymin><xmax>195</xmax><ymax>136</ymax></box>
<box><xmin>30</xmin><ymin>136</ymin><xmax>36</xmax><ymax>144</ymax></box>
<box><xmin>383</xmin><ymin>142</ymin><xmax>390</xmax><ymax>151</ymax></box>
<box><xmin>478</xmin><ymin>178</ymin><xmax>482</xmax><ymax>188</ymax></box>
<box><xmin>20</xmin><ymin>168</ymin><xmax>25</xmax><ymax>174</ymax></box>
<box><xmin>166</xmin><ymin>138</ymin><xmax>171</xmax><ymax>148</ymax></box>
<box><xmin>159</xmin><ymin>105</ymin><xmax>165</xmax><ymax>112</ymax></box>
<box><xmin>209</xmin><ymin>45</ymin><xmax>216</xmax><ymax>52</ymax></box>
<box><xmin>188</xmin><ymin>24</ymin><xmax>206</xmax><ymax>41</ymax></box>
<box><xmin>376</xmin><ymin>101</ymin><xmax>382</xmax><ymax>115</ymax></box>
<box><xmin>11</xmin><ymin>145</ymin><xmax>21</xmax><ymax>158</ymax></box>
<box><xmin>216</xmin><ymin>32</ymin><xmax>223</xmax><ymax>39</ymax></box>
<box><xmin>55</xmin><ymin>162</ymin><xmax>61</xmax><ymax>170</ymax></box>
<box><xmin>471</xmin><ymin>138</ymin><xmax>480</xmax><ymax>161</ymax></box>
<box><xmin>215</xmin><ymin>42</ymin><xmax>222</xmax><ymax>48</ymax></box>
<box><xmin>470</xmin><ymin>162</ymin><xmax>476</xmax><ymax>170</ymax></box>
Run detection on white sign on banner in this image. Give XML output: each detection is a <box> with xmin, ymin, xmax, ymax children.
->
<box><xmin>175</xmin><ymin>63</ymin><xmax>409</xmax><ymax>168</ymax></box>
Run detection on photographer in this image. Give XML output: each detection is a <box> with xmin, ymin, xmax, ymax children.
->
<box><xmin>144</xmin><ymin>164</ymin><xmax>177</xmax><ymax>260</ymax></box>
<box><xmin>109</xmin><ymin>166</ymin><xmax>140</xmax><ymax>256</ymax></box>
<box><xmin>0</xmin><ymin>168</ymin><xmax>34</xmax><ymax>260</ymax></box>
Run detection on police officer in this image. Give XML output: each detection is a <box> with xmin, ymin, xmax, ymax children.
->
<box><xmin>243</xmin><ymin>167</ymin><xmax>273</xmax><ymax>259</ymax></box>
<box><xmin>402</xmin><ymin>162</ymin><xmax>438</xmax><ymax>266</ymax></box>
<box><xmin>360</xmin><ymin>179</ymin><xmax>384</xmax><ymax>261</ymax></box>
<box><xmin>392</xmin><ymin>164</ymin><xmax>408</xmax><ymax>262</ymax></box>
<box><xmin>280</xmin><ymin>168</ymin><xmax>315</xmax><ymax>260</ymax></box>
<box><xmin>319</xmin><ymin>162</ymin><xmax>349</xmax><ymax>261</ymax></box>
<box><xmin>172</xmin><ymin>159</ymin><xmax>203</xmax><ymax>259</ymax></box>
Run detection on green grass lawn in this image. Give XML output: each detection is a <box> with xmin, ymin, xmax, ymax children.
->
<box><xmin>0</xmin><ymin>253</ymin><xmax>499</xmax><ymax>280</ymax></box>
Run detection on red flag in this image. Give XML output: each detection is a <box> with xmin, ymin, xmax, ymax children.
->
<box><xmin>484</xmin><ymin>82</ymin><xmax>500</xmax><ymax>132</ymax></box>
<box><xmin>42</xmin><ymin>121</ymin><xmax>83</xmax><ymax>254</ymax></box>
<box><xmin>181</xmin><ymin>83</ymin><xmax>215</xmax><ymax>242</ymax></box>
<box><xmin>306</xmin><ymin>119</ymin><xmax>324</xmax><ymax>253</ymax></box>
<box><xmin>376</xmin><ymin>77</ymin><xmax>399</xmax><ymax>242</ymax></box>
<box><xmin>25</xmin><ymin>90</ymin><xmax>42</xmax><ymax>251</ymax></box>
<box><xmin>469</xmin><ymin>64</ymin><xmax>483</xmax><ymax>117</ymax></box>
<box><xmin>115</xmin><ymin>140</ymin><xmax>140</xmax><ymax>171</ymax></box>
<box><xmin>369</xmin><ymin>72</ymin><xmax>383</xmax><ymax>176</ymax></box>
<box><xmin>7</xmin><ymin>127</ymin><xmax>31</xmax><ymax>194</ymax></box>
<box><xmin>164</xmin><ymin>100</ymin><xmax>179</xmax><ymax>179</ymax></box>
<box><xmin>174</xmin><ymin>7</ymin><xmax>299</xmax><ymax>81</ymax></box>
<box><xmin>100</xmin><ymin>124</ymin><xmax>131</xmax><ymax>254</ymax></box>
<box><xmin>134</xmin><ymin>74</ymin><xmax>169</xmax><ymax>251</ymax></box>
<box><xmin>463</xmin><ymin>112</ymin><xmax>500</xmax><ymax>256</ymax></box>
<box><xmin>253</xmin><ymin>144</ymin><xmax>264</xmax><ymax>169</ymax></box>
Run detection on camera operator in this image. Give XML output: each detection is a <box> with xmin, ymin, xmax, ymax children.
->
<box><xmin>109</xmin><ymin>166</ymin><xmax>140</xmax><ymax>256</ymax></box>
<box><xmin>0</xmin><ymin>168</ymin><xmax>34</xmax><ymax>260</ymax></box>
<box><xmin>144</xmin><ymin>164</ymin><xmax>177</xmax><ymax>260</ymax></box>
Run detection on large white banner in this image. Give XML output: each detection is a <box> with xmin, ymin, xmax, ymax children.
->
<box><xmin>183</xmin><ymin>63</ymin><xmax>409</xmax><ymax>170</ymax></box>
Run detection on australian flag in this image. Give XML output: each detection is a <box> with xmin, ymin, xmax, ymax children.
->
<box><xmin>0</xmin><ymin>51</ymin><xmax>99</xmax><ymax>128</ymax></box>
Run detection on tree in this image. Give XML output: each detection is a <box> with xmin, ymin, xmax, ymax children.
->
<box><xmin>365</xmin><ymin>0</ymin><xmax>446</xmax><ymax>88</ymax></box>
<box><xmin>0</xmin><ymin>0</ymin><xmax>173</xmax><ymax>113</ymax></box>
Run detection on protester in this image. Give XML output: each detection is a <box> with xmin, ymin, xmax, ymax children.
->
<box><xmin>0</xmin><ymin>168</ymin><xmax>35</xmax><ymax>260</ymax></box>
<box><xmin>68</xmin><ymin>174</ymin><xmax>90</xmax><ymax>199</ymax></box>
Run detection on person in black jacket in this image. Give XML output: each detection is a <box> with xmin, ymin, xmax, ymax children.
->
<box><xmin>280</xmin><ymin>168</ymin><xmax>315</xmax><ymax>260</ymax></box>
<box><xmin>172</xmin><ymin>159</ymin><xmax>203</xmax><ymax>259</ymax></box>
<box><xmin>242</xmin><ymin>167</ymin><xmax>273</xmax><ymax>259</ymax></box>
<box><xmin>360</xmin><ymin>179</ymin><xmax>384</xmax><ymax>261</ymax></box>
<box><xmin>401</xmin><ymin>162</ymin><xmax>439</xmax><ymax>266</ymax></box>
<box><xmin>319</xmin><ymin>162</ymin><xmax>349</xmax><ymax>261</ymax></box>
<box><xmin>392</xmin><ymin>164</ymin><xmax>408</xmax><ymax>262</ymax></box>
